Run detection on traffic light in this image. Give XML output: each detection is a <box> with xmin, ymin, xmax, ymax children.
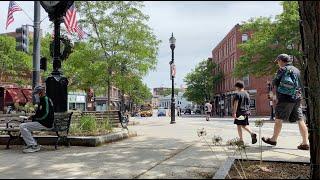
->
<box><xmin>40</xmin><ymin>57</ymin><xmax>47</xmax><ymax>71</ymax></box>
<box><xmin>15</xmin><ymin>25</ymin><xmax>29</xmax><ymax>53</ymax></box>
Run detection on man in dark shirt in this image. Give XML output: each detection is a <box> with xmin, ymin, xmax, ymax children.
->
<box><xmin>20</xmin><ymin>85</ymin><xmax>54</xmax><ymax>153</ymax></box>
<box><xmin>232</xmin><ymin>81</ymin><xmax>257</xmax><ymax>145</ymax></box>
<box><xmin>262</xmin><ymin>54</ymin><xmax>309</xmax><ymax>150</ymax></box>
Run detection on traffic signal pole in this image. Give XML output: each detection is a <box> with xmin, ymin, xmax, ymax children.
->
<box><xmin>32</xmin><ymin>1</ymin><xmax>41</xmax><ymax>93</ymax></box>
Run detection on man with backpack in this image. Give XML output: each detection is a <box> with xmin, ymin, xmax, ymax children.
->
<box><xmin>262</xmin><ymin>54</ymin><xmax>309</xmax><ymax>150</ymax></box>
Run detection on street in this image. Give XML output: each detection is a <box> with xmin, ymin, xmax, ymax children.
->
<box><xmin>0</xmin><ymin>115</ymin><xmax>310</xmax><ymax>179</ymax></box>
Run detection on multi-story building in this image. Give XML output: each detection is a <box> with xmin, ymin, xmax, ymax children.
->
<box><xmin>159</xmin><ymin>92</ymin><xmax>192</xmax><ymax>110</ymax></box>
<box><xmin>211</xmin><ymin>24</ymin><xmax>272</xmax><ymax>116</ymax></box>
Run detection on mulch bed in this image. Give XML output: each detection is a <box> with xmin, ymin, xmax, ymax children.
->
<box><xmin>227</xmin><ymin>160</ymin><xmax>310</xmax><ymax>179</ymax></box>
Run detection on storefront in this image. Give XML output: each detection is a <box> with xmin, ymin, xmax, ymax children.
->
<box><xmin>68</xmin><ymin>92</ymin><xmax>86</xmax><ymax>111</ymax></box>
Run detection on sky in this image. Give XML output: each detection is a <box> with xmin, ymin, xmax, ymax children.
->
<box><xmin>0</xmin><ymin>1</ymin><xmax>283</xmax><ymax>91</ymax></box>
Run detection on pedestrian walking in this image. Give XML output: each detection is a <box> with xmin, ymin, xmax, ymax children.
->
<box><xmin>232</xmin><ymin>80</ymin><xmax>257</xmax><ymax>145</ymax></box>
<box><xmin>262</xmin><ymin>54</ymin><xmax>309</xmax><ymax>150</ymax></box>
<box><xmin>204</xmin><ymin>100</ymin><xmax>212</xmax><ymax>121</ymax></box>
<box><xmin>20</xmin><ymin>85</ymin><xmax>54</xmax><ymax>153</ymax></box>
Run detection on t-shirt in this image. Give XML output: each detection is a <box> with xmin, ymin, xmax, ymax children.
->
<box><xmin>204</xmin><ymin>103</ymin><xmax>212</xmax><ymax>112</ymax></box>
<box><xmin>233</xmin><ymin>91</ymin><xmax>250</xmax><ymax>114</ymax></box>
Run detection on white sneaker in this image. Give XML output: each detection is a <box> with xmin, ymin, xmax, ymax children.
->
<box><xmin>23</xmin><ymin>145</ymin><xmax>41</xmax><ymax>153</ymax></box>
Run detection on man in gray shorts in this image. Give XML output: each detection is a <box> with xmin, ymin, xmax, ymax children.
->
<box><xmin>262</xmin><ymin>54</ymin><xmax>309</xmax><ymax>150</ymax></box>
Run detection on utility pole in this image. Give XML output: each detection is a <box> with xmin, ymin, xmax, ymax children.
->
<box><xmin>32</xmin><ymin>1</ymin><xmax>41</xmax><ymax>103</ymax></box>
<box><xmin>32</xmin><ymin>1</ymin><xmax>40</xmax><ymax>89</ymax></box>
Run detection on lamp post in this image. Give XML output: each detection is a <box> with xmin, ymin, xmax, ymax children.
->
<box><xmin>40</xmin><ymin>1</ymin><xmax>74</xmax><ymax>112</ymax></box>
<box><xmin>169</xmin><ymin>33</ymin><xmax>176</xmax><ymax>124</ymax></box>
<box><xmin>267</xmin><ymin>81</ymin><xmax>275</xmax><ymax>120</ymax></box>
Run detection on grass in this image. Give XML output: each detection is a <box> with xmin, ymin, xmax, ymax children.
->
<box><xmin>69</xmin><ymin>115</ymin><xmax>113</xmax><ymax>136</ymax></box>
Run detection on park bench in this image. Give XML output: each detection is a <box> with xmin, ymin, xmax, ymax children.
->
<box><xmin>0</xmin><ymin>112</ymin><xmax>73</xmax><ymax>150</ymax></box>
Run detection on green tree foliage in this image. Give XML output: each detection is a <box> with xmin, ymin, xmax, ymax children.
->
<box><xmin>233</xmin><ymin>1</ymin><xmax>302</xmax><ymax>78</ymax></box>
<box><xmin>184</xmin><ymin>59</ymin><xmax>222</xmax><ymax>104</ymax></box>
<box><xmin>76</xmin><ymin>1</ymin><xmax>160</xmax><ymax>109</ymax></box>
<box><xmin>0</xmin><ymin>35</ymin><xmax>32</xmax><ymax>85</ymax></box>
<box><xmin>158</xmin><ymin>88</ymin><xmax>182</xmax><ymax>97</ymax></box>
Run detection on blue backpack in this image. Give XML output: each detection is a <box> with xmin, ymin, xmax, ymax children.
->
<box><xmin>277</xmin><ymin>66</ymin><xmax>302</xmax><ymax>100</ymax></box>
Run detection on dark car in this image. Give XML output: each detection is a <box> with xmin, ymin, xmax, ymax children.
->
<box><xmin>194</xmin><ymin>109</ymin><xmax>201</xmax><ymax>114</ymax></box>
<box><xmin>184</xmin><ymin>108</ymin><xmax>191</xmax><ymax>115</ymax></box>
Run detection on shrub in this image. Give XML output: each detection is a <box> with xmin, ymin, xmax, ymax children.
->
<box><xmin>79</xmin><ymin>115</ymin><xmax>97</xmax><ymax>132</ymax></box>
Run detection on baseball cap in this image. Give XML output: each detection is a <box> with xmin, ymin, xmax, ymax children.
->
<box><xmin>33</xmin><ymin>85</ymin><xmax>45</xmax><ymax>94</ymax></box>
<box><xmin>274</xmin><ymin>54</ymin><xmax>293</xmax><ymax>63</ymax></box>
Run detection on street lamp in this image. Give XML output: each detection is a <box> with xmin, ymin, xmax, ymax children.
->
<box><xmin>40</xmin><ymin>1</ymin><xmax>74</xmax><ymax>112</ymax></box>
<box><xmin>267</xmin><ymin>81</ymin><xmax>275</xmax><ymax>120</ymax></box>
<box><xmin>169</xmin><ymin>33</ymin><xmax>176</xmax><ymax>124</ymax></box>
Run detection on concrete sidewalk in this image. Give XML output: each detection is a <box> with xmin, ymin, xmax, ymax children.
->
<box><xmin>0</xmin><ymin>116</ymin><xmax>310</xmax><ymax>179</ymax></box>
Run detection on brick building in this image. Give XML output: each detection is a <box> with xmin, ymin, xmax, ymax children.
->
<box><xmin>211</xmin><ymin>24</ymin><xmax>273</xmax><ymax>116</ymax></box>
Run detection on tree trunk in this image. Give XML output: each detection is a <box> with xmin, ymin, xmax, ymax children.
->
<box><xmin>298</xmin><ymin>1</ymin><xmax>320</xmax><ymax>179</ymax></box>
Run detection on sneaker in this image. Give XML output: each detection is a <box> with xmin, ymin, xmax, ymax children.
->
<box><xmin>251</xmin><ymin>133</ymin><xmax>257</xmax><ymax>144</ymax></box>
<box><xmin>23</xmin><ymin>145</ymin><xmax>41</xmax><ymax>153</ymax></box>
<box><xmin>297</xmin><ymin>144</ymin><xmax>309</xmax><ymax>150</ymax></box>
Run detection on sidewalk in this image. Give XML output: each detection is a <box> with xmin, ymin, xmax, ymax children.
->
<box><xmin>0</xmin><ymin>117</ymin><xmax>310</xmax><ymax>179</ymax></box>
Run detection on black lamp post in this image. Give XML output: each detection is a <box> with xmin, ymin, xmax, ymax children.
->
<box><xmin>267</xmin><ymin>81</ymin><xmax>275</xmax><ymax>120</ymax></box>
<box><xmin>169</xmin><ymin>33</ymin><xmax>176</xmax><ymax>124</ymax></box>
<box><xmin>40</xmin><ymin>1</ymin><xmax>74</xmax><ymax>112</ymax></box>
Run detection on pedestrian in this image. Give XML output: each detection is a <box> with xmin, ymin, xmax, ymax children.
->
<box><xmin>19</xmin><ymin>85</ymin><xmax>54</xmax><ymax>153</ymax></box>
<box><xmin>232</xmin><ymin>80</ymin><xmax>257</xmax><ymax>145</ymax></box>
<box><xmin>262</xmin><ymin>54</ymin><xmax>309</xmax><ymax>150</ymax></box>
<box><xmin>204</xmin><ymin>100</ymin><xmax>212</xmax><ymax>121</ymax></box>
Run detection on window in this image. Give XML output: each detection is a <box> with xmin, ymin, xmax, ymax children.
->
<box><xmin>250</xmin><ymin>99</ymin><xmax>256</xmax><ymax>109</ymax></box>
<box><xmin>243</xmin><ymin>75</ymin><xmax>250</xmax><ymax>87</ymax></box>
<box><xmin>242</xmin><ymin>33</ymin><xmax>248</xmax><ymax>42</ymax></box>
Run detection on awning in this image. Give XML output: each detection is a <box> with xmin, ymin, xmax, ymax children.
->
<box><xmin>21</xmin><ymin>89</ymin><xmax>32</xmax><ymax>103</ymax></box>
<box><xmin>5</xmin><ymin>88</ymin><xmax>27</xmax><ymax>105</ymax></box>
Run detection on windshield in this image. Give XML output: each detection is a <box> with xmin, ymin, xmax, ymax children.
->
<box><xmin>141</xmin><ymin>105</ymin><xmax>152</xmax><ymax>111</ymax></box>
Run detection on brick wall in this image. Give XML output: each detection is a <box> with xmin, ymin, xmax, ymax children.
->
<box><xmin>211</xmin><ymin>24</ymin><xmax>273</xmax><ymax>116</ymax></box>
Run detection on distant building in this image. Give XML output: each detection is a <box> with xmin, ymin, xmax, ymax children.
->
<box><xmin>153</xmin><ymin>87</ymin><xmax>171</xmax><ymax>96</ymax></box>
<box><xmin>159</xmin><ymin>92</ymin><xmax>192</xmax><ymax>110</ymax></box>
<box><xmin>211</xmin><ymin>24</ymin><xmax>272</xmax><ymax>116</ymax></box>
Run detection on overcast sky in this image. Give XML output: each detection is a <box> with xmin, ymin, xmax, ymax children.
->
<box><xmin>0</xmin><ymin>1</ymin><xmax>283</xmax><ymax>90</ymax></box>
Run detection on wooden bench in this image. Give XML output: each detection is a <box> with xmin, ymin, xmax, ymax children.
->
<box><xmin>0</xmin><ymin>112</ymin><xmax>73</xmax><ymax>150</ymax></box>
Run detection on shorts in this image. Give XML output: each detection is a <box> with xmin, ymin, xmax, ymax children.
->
<box><xmin>275</xmin><ymin>101</ymin><xmax>304</xmax><ymax>122</ymax></box>
<box><xmin>234</xmin><ymin>112</ymin><xmax>249</xmax><ymax>126</ymax></box>
<box><xmin>206</xmin><ymin>112</ymin><xmax>211</xmax><ymax>115</ymax></box>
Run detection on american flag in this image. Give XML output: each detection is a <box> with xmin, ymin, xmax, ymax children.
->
<box><xmin>6</xmin><ymin>1</ymin><xmax>22</xmax><ymax>30</ymax></box>
<box><xmin>64</xmin><ymin>3</ymin><xmax>85</xmax><ymax>39</ymax></box>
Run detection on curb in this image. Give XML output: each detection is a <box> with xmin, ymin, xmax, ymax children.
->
<box><xmin>0</xmin><ymin>130</ymin><xmax>137</xmax><ymax>147</ymax></box>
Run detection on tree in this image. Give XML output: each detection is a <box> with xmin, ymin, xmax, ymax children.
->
<box><xmin>298</xmin><ymin>1</ymin><xmax>320</xmax><ymax>178</ymax></box>
<box><xmin>158</xmin><ymin>88</ymin><xmax>182</xmax><ymax>97</ymax></box>
<box><xmin>0</xmin><ymin>35</ymin><xmax>32</xmax><ymax>85</ymax></box>
<box><xmin>76</xmin><ymin>1</ymin><xmax>160</xmax><ymax>110</ymax></box>
<box><xmin>233</xmin><ymin>1</ymin><xmax>302</xmax><ymax>78</ymax></box>
<box><xmin>184</xmin><ymin>59</ymin><xmax>222</xmax><ymax>104</ymax></box>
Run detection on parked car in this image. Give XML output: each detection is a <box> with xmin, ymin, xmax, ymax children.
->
<box><xmin>157</xmin><ymin>108</ymin><xmax>166</xmax><ymax>117</ymax></box>
<box><xmin>194</xmin><ymin>109</ymin><xmax>201</xmax><ymax>114</ymax></box>
<box><xmin>184</xmin><ymin>108</ymin><xmax>191</xmax><ymax>115</ymax></box>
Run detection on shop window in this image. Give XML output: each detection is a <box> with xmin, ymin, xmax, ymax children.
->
<box><xmin>250</xmin><ymin>99</ymin><xmax>256</xmax><ymax>109</ymax></box>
